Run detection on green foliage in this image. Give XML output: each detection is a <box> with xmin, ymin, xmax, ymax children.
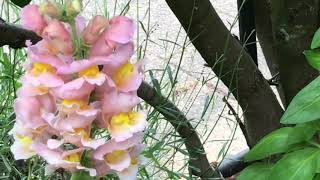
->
<box><xmin>280</xmin><ymin>76</ymin><xmax>320</xmax><ymax>124</ymax></box>
<box><xmin>269</xmin><ymin>148</ymin><xmax>320</xmax><ymax>180</ymax></box>
<box><xmin>244</xmin><ymin>122</ymin><xmax>318</xmax><ymax>162</ymax></box>
<box><xmin>311</xmin><ymin>27</ymin><xmax>320</xmax><ymax>49</ymax></box>
<box><xmin>287</xmin><ymin>122</ymin><xmax>318</xmax><ymax>145</ymax></box>
<box><xmin>237</xmin><ymin>163</ymin><xmax>272</xmax><ymax>180</ymax></box>
<box><xmin>10</xmin><ymin>0</ymin><xmax>31</xmax><ymax>7</ymax></box>
<box><xmin>244</xmin><ymin>127</ymin><xmax>293</xmax><ymax>161</ymax></box>
<box><xmin>304</xmin><ymin>50</ymin><xmax>320</xmax><ymax>70</ymax></box>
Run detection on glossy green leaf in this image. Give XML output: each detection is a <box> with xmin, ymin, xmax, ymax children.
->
<box><xmin>304</xmin><ymin>50</ymin><xmax>320</xmax><ymax>70</ymax></box>
<box><xmin>287</xmin><ymin>122</ymin><xmax>318</xmax><ymax>145</ymax></box>
<box><xmin>281</xmin><ymin>76</ymin><xmax>320</xmax><ymax>124</ymax></box>
<box><xmin>269</xmin><ymin>148</ymin><xmax>320</xmax><ymax>180</ymax></box>
<box><xmin>312</xmin><ymin>27</ymin><xmax>320</xmax><ymax>49</ymax></box>
<box><xmin>10</xmin><ymin>0</ymin><xmax>31</xmax><ymax>7</ymax></box>
<box><xmin>238</xmin><ymin>163</ymin><xmax>273</xmax><ymax>180</ymax></box>
<box><xmin>70</xmin><ymin>171</ymin><xmax>94</xmax><ymax>180</ymax></box>
<box><xmin>244</xmin><ymin>127</ymin><xmax>292</xmax><ymax>162</ymax></box>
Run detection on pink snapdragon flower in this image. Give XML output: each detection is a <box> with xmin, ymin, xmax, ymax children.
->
<box><xmin>33</xmin><ymin>142</ymin><xmax>97</xmax><ymax>176</ymax></box>
<box><xmin>105</xmin><ymin>16</ymin><xmax>135</xmax><ymax>45</ymax></box>
<box><xmin>83</xmin><ymin>15</ymin><xmax>109</xmax><ymax>45</ymax></box>
<box><xmin>93</xmin><ymin>134</ymin><xmax>143</xmax><ymax>173</ymax></box>
<box><xmin>14</xmin><ymin>96</ymin><xmax>54</xmax><ymax>129</ymax></box>
<box><xmin>12</xmin><ymin>2</ymin><xmax>147</xmax><ymax>179</ymax></box>
<box><xmin>21</xmin><ymin>5</ymin><xmax>47</xmax><ymax>35</ymax></box>
<box><xmin>90</xmin><ymin>16</ymin><xmax>135</xmax><ymax>57</ymax></box>
<box><xmin>42</xmin><ymin>20</ymin><xmax>73</xmax><ymax>55</ymax></box>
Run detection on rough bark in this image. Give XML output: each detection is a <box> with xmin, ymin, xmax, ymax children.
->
<box><xmin>269</xmin><ymin>0</ymin><xmax>319</xmax><ymax>103</ymax></box>
<box><xmin>253</xmin><ymin>0</ymin><xmax>287</xmax><ymax>106</ymax></box>
<box><xmin>165</xmin><ymin>0</ymin><xmax>283</xmax><ymax>146</ymax></box>
<box><xmin>237</xmin><ymin>0</ymin><xmax>258</xmax><ymax>65</ymax></box>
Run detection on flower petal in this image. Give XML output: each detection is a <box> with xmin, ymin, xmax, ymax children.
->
<box><xmin>105</xmin><ymin>16</ymin><xmax>135</xmax><ymax>44</ymax></box>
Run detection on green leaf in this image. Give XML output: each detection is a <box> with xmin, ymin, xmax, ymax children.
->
<box><xmin>244</xmin><ymin>127</ymin><xmax>293</xmax><ymax>161</ymax></box>
<box><xmin>304</xmin><ymin>50</ymin><xmax>320</xmax><ymax>70</ymax></box>
<box><xmin>70</xmin><ymin>171</ymin><xmax>94</xmax><ymax>180</ymax></box>
<box><xmin>314</xmin><ymin>174</ymin><xmax>320</xmax><ymax>180</ymax></box>
<box><xmin>287</xmin><ymin>122</ymin><xmax>318</xmax><ymax>145</ymax></box>
<box><xmin>312</xmin><ymin>28</ymin><xmax>320</xmax><ymax>49</ymax></box>
<box><xmin>10</xmin><ymin>0</ymin><xmax>31</xmax><ymax>7</ymax></box>
<box><xmin>238</xmin><ymin>163</ymin><xmax>273</xmax><ymax>180</ymax></box>
<box><xmin>269</xmin><ymin>148</ymin><xmax>320</xmax><ymax>180</ymax></box>
<box><xmin>281</xmin><ymin>76</ymin><xmax>320</xmax><ymax>124</ymax></box>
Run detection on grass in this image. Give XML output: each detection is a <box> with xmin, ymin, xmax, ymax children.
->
<box><xmin>0</xmin><ymin>0</ymin><xmax>246</xmax><ymax>179</ymax></box>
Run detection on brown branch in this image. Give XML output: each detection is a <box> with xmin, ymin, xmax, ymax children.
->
<box><xmin>165</xmin><ymin>0</ymin><xmax>283</xmax><ymax>147</ymax></box>
<box><xmin>0</xmin><ymin>21</ymin><xmax>41</xmax><ymax>48</ymax></box>
<box><xmin>138</xmin><ymin>82</ymin><xmax>221</xmax><ymax>178</ymax></box>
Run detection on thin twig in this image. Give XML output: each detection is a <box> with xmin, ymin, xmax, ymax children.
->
<box><xmin>222</xmin><ymin>96</ymin><xmax>249</xmax><ymax>146</ymax></box>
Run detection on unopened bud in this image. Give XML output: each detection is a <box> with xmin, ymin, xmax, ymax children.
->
<box><xmin>66</xmin><ymin>0</ymin><xmax>83</xmax><ymax>17</ymax></box>
<box><xmin>40</xmin><ymin>0</ymin><xmax>62</xmax><ymax>19</ymax></box>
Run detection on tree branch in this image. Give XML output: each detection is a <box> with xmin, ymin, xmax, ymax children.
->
<box><xmin>165</xmin><ymin>0</ymin><xmax>283</xmax><ymax>146</ymax></box>
<box><xmin>138</xmin><ymin>82</ymin><xmax>222</xmax><ymax>178</ymax></box>
<box><xmin>0</xmin><ymin>21</ymin><xmax>41</xmax><ymax>48</ymax></box>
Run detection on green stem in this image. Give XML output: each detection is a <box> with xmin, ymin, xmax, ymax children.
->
<box><xmin>70</xmin><ymin>171</ymin><xmax>94</xmax><ymax>180</ymax></box>
<box><xmin>69</xmin><ymin>20</ymin><xmax>81</xmax><ymax>59</ymax></box>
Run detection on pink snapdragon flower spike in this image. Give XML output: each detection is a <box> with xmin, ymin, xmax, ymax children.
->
<box><xmin>21</xmin><ymin>5</ymin><xmax>47</xmax><ymax>35</ymax></box>
<box><xmin>12</xmin><ymin>2</ymin><xmax>147</xmax><ymax>179</ymax></box>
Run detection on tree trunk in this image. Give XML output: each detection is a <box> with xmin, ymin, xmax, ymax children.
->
<box><xmin>165</xmin><ymin>0</ymin><xmax>283</xmax><ymax>146</ymax></box>
<box><xmin>269</xmin><ymin>0</ymin><xmax>319</xmax><ymax>104</ymax></box>
<box><xmin>253</xmin><ymin>0</ymin><xmax>287</xmax><ymax>106</ymax></box>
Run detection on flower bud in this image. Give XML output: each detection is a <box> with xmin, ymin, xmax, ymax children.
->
<box><xmin>66</xmin><ymin>0</ymin><xmax>83</xmax><ymax>17</ymax></box>
<box><xmin>40</xmin><ymin>0</ymin><xmax>62</xmax><ymax>19</ymax></box>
